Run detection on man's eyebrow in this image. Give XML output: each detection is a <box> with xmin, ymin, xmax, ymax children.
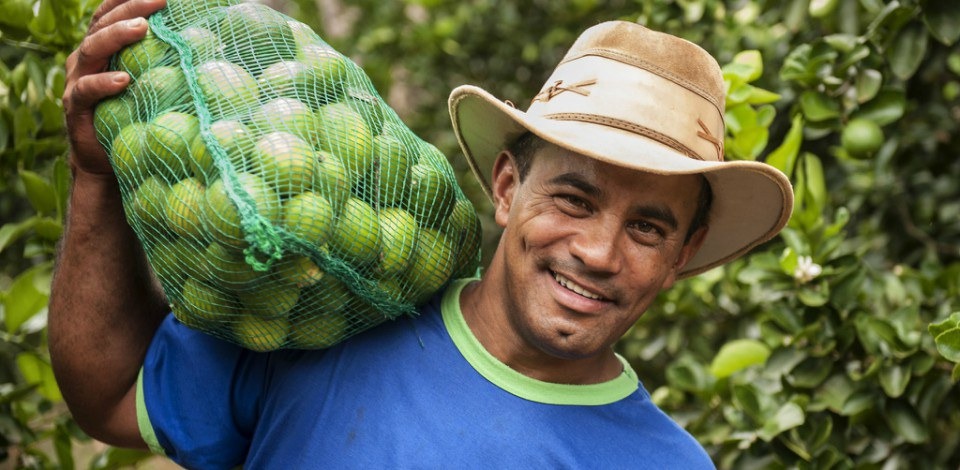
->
<box><xmin>634</xmin><ymin>205</ymin><xmax>678</xmax><ymax>232</ymax></box>
<box><xmin>546</xmin><ymin>173</ymin><xmax>601</xmax><ymax>198</ymax></box>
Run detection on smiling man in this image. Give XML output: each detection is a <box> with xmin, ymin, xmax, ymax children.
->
<box><xmin>50</xmin><ymin>3</ymin><xmax>793</xmax><ymax>468</ymax></box>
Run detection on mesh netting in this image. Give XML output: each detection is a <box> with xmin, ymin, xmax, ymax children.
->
<box><xmin>94</xmin><ymin>0</ymin><xmax>482</xmax><ymax>351</ymax></box>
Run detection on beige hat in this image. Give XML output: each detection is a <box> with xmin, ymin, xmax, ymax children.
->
<box><xmin>448</xmin><ymin>21</ymin><xmax>794</xmax><ymax>278</ymax></box>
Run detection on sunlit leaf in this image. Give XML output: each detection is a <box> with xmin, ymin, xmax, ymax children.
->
<box><xmin>710</xmin><ymin>339</ymin><xmax>771</xmax><ymax>378</ymax></box>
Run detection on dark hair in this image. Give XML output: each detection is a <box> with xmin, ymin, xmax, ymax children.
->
<box><xmin>507</xmin><ymin>132</ymin><xmax>712</xmax><ymax>243</ymax></box>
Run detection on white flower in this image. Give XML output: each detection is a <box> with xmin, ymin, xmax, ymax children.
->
<box><xmin>794</xmin><ymin>256</ymin><xmax>823</xmax><ymax>284</ymax></box>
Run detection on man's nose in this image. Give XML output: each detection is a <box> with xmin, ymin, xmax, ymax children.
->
<box><xmin>567</xmin><ymin>218</ymin><xmax>623</xmax><ymax>275</ymax></box>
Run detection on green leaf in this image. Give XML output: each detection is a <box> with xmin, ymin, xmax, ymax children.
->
<box><xmin>3</xmin><ymin>262</ymin><xmax>53</xmax><ymax>333</ymax></box>
<box><xmin>933</xmin><ymin>328</ymin><xmax>960</xmax><ymax>362</ymax></box>
<box><xmin>710</xmin><ymin>339</ymin><xmax>772</xmax><ymax>378</ymax></box>
<box><xmin>799</xmin><ymin>91</ymin><xmax>840</xmax><ymax>122</ymax></box>
<box><xmin>766</xmin><ymin>115</ymin><xmax>804</xmax><ymax>176</ymax></box>
<box><xmin>16</xmin><ymin>352</ymin><xmax>62</xmax><ymax>402</ymax></box>
<box><xmin>923</xmin><ymin>0</ymin><xmax>960</xmax><ymax>45</ymax></box>
<box><xmin>884</xmin><ymin>400</ymin><xmax>929</xmax><ymax>443</ymax></box>
<box><xmin>759</xmin><ymin>402</ymin><xmax>805</xmax><ymax>441</ymax></box>
<box><xmin>854</xmin><ymin>89</ymin><xmax>906</xmax><ymax>125</ymax></box>
<box><xmin>887</xmin><ymin>23</ymin><xmax>929</xmax><ymax>80</ymax></box>
<box><xmin>802</xmin><ymin>153</ymin><xmax>826</xmax><ymax>212</ymax></box>
<box><xmin>732</xmin><ymin>384</ymin><xmax>764</xmax><ymax>419</ymax></box>
<box><xmin>723</xmin><ymin>50</ymin><xmax>763</xmax><ymax>82</ymax></box>
<box><xmin>0</xmin><ymin>216</ymin><xmax>41</xmax><ymax>254</ymax></box>
<box><xmin>746</xmin><ymin>87</ymin><xmax>781</xmax><ymax>105</ymax></box>
<box><xmin>840</xmin><ymin>390</ymin><xmax>878</xmax><ymax>416</ymax></box>
<box><xmin>879</xmin><ymin>363</ymin><xmax>911</xmax><ymax>398</ymax></box>
<box><xmin>89</xmin><ymin>447</ymin><xmax>154</xmax><ymax>469</ymax></box>
<box><xmin>928</xmin><ymin>311</ymin><xmax>960</xmax><ymax>339</ymax></box>
<box><xmin>20</xmin><ymin>169</ymin><xmax>58</xmax><ymax>215</ymax></box>
<box><xmin>818</xmin><ymin>373</ymin><xmax>856</xmax><ymax>413</ymax></box>
<box><xmin>856</xmin><ymin>69</ymin><xmax>883</xmax><ymax>103</ymax></box>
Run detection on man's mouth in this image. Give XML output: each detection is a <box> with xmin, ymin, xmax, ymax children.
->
<box><xmin>552</xmin><ymin>271</ymin><xmax>605</xmax><ymax>301</ymax></box>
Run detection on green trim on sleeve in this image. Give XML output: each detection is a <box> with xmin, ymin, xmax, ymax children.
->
<box><xmin>136</xmin><ymin>368</ymin><xmax>166</xmax><ymax>456</ymax></box>
<box><xmin>442</xmin><ymin>278</ymin><xmax>639</xmax><ymax>406</ymax></box>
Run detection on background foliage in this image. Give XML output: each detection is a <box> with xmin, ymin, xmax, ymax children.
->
<box><xmin>0</xmin><ymin>0</ymin><xmax>957</xmax><ymax>468</ymax></box>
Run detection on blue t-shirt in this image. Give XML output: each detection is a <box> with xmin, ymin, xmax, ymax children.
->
<box><xmin>138</xmin><ymin>279</ymin><xmax>714</xmax><ymax>469</ymax></box>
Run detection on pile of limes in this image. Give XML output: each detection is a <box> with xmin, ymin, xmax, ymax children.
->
<box><xmin>94</xmin><ymin>0</ymin><xmax>481</xmax><ymax>351</ymax></box>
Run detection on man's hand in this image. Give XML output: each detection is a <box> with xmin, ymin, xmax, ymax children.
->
<box><xmin>63</xmin><ymin>0</ymin><xmax>166</xmax><ymax>176</ymax></box>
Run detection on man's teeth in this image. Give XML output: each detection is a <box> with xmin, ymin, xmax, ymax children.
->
<box><xmin>554</xmin><ymin>272</ymin><xmax>603</xmax><ymax>300</ymax></box>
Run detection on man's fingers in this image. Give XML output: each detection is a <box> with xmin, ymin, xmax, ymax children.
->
<box><xmin>65</xmin><ymin>72</ymin><xmax>130</xmax><ymax>119</ymax></box>
<box><xmin>88</xmin><ymin>0</ymin><xmax>166</xmax><ymax>36</ymax></box>
<box><xmin>73</xmin><ymin>18</ymin><xmax>148</xmax><ymax>78</ymax></box>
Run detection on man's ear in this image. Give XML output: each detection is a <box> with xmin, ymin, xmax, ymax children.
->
<box><xmin>661</xmin><ymin>225</ymin><xmax>709</xmax><ymax>290</ymax></box>
<box><xmin>491</xmin><ymin>150</ymin><xmax>519</xmax><ymax>228</ymax></box>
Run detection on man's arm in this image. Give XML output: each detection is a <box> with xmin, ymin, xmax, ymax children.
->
<box><xmin>48</xmin><ymin>0</ymin><xmax>169</xmax><ymax>448</ymax></box>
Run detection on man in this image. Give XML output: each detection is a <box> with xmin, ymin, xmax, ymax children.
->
<box><xmin>49</xmin><ymin>0</ymin><xmax>793</xmax><ymax>467</ymax></box>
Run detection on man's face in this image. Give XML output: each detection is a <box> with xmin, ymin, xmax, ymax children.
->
<box><xmin>491</xmin><ymin>143</ymin><xmax>707</xmax><ymax>361</ymax></box>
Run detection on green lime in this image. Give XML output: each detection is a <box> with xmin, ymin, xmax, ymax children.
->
<box><xmin>127</xmin><ymin>176</ymin><xmax>170</xmax><ymax>233</ymax></box>
<box><xmin>251</xmin><ymin>131</ymin><xmax>320</xmax><ymax>196</ymax></box>
<box><xmin>180</xmin><ymin>26</ymin><xmax>221</xmax><ymax>64</ymax></box>
<box><xmin>258</xmin><ymin>60</ymin><xmax>311</xmax><ymax>101</ymax></box>
<box><xmin>296</xmin><ymin>274</ymin><xmax>352</xmax><ymax>315</ymax></box>
<box><xmin>330</xmin><ymin>197</ymin><xmax>381</xmax><ymax>267</ymax></box>
<box><xmin>841</xmin><ymin>118</ymin><xmax>884</xmax><ymax>158</ymax></box>
<box><xmin>406</xmin><ymin>162</ymin><xmax>455</xmax><ymax>228</ymax></box>
<box><xmin>117</xmin><ymin>28</ymin><xmax>172</xmax><ymax>79</ymax></box>
<box><xmin>297</xmin><ymin>44</ymin><xmax>349</xmax><ymax>106</ymax></box>
<box><xmin>288</xmin><ymin>312</ymin><xmax>349</xmax><ymax>349</ymax></box>
<box><xmin>189</xmin><ymin>120</ymin><xmax>256</xmax><ymax>184</ymax></box>
<box><xmin>315</xmin><ymin>150</ymin><xmax>352</xmax><ymax>210</ymax></box>
<box><xmin>377</xmin><ymin>208</ymin><xmax>417</xmax><ymax>277</ymax></box>
<box><xmin>404</xmin><ymin>228</ymin><xmax>455</xmax><ymax>304</ymax></box>
<box><xmin>238</xmin><ymin>276</ymin><xmax>300</xmax><ymax>317</ymax></box>
<box><xmin>94</xmin><ymin>95</ymin><xmax>140</xmax><ymax>149</ymax></box>
<box><xmin>127</xmin><ymin>65</ymin><xmax>190</xmax><ymax>112</ymax></box>
<box><xmin>204</xmin><ymin>242</ymin><xmax>270</xmax><ymax>290</ymax></box>
<box><xmin>370</xmin><ymin>133</ymin><xmax>412</xmax><ymax>207</ymax></box>
<box><xmin>275</xmin><ymin>254</ymin><xmax>325</xmax><ymax>288</ymax></box>
<box><xmin>164</xmin><ymin>177</ymin><xmax>207</xmax><ymax>240</ymax></box>
<box><xmin>110</xmin><ymin>122</ymin><xmax>151</xmax><ymax>182</ymax></box>
<box><xmin>287</xmin><ymin>20</ymin><xmax>318</xmax><ymax>50</ymax></box>
<box><xmin>344</xmin><ymin>87</ymin><xmax>386</xmax><ymax>135</ymax></box>
<box><xmin>148</xmin><ymin>238</ymin><xmax>208</xmax><ymax>293</ymax></box>
<box><xmin>446</xmin><ymin>199</ymin><xmax>482</xmax><ymax>279</ymax></box>
<box><xmin>146</xmin><ymin>111</ymin><xmax>198</xmax><ymax>181</ymax></box>
<box><xmin>204</xmin><ymin>172</ymin><xmax>281</xmax><ymax>248</ymax></box>
<box><xmin>195</xmin><ymin>60</ymin><xmax>260</xmax><ymax>119</ymax></box>
<box><xmin>218</xmin><ymin>3</ymin><xmax>296</xmax><ymax>75</ymax></box>
<box><xmin>233</xmin><ymin>314</ymin><xmax>289</xmax><ymax>352</ymax></box>
<box><xmin>282</xmin><ymin>191</ymin><xmax>335</xmax><ymax>243</ymax></box>
<box><xmin>317</xmin><ymin>102</ymin><xmax>375</xmax><ymax>178</ymax></box>
<box><xmin>249</xmin><ymin>98</ymin><xmax>320</xmax><ymax>145</ymax></box>
<box><xmin>177</xmin><ymin>277</ymin><xmax>239</xmax><ymax>324</ymax></box>
<box><xmin>163</xmin><ymin>0</ymin><xmax>238</xmax><ymax>29</ymax></box>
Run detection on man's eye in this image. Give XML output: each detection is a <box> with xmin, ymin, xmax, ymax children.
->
<box><xmin>630</xmin><ymin>221</ymin><xmax>664</xmax><ymax>237</ymax></box>
<box><xmin>556</xmin><ymin>195</ymin><xmax>590</xmax><ymax>213</ymax></box>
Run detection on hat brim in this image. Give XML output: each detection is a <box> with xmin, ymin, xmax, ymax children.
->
<box><xmin>448</xmin><ymin>85</ymin><xmax>794</xmax><ymax>278</ymax></box>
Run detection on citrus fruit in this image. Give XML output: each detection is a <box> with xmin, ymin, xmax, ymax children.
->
<box><xmin>238</xmin><ymin>276</ymin><xmax>300</xmax><ymax>317</ymax></box>
<box><xmin>407</xmin><ymin>162</ymin><xmax>455</xmax><ymax>228</ymax></box>
<box><xmin>180</xmin><ymin>26</ymin><xmax>222</xmax><ymax>63</ymax></box>
<box><xmin>204</xmin><ymin>172</ymin><xmax>281</xmax><ymax>248</ymax></box>
<box><xmin>841</xmin><ymin>118</ymin><xmax>884</xmax><ymax>158</ymax></box>
<box><xmin>94</xmin><ymin>95</ymin><xmax>140</xmax><ymax>147</ymax></box>
<box><xmin>288</xmin><ymin>312</ymin><xmax>349</xmax><ymax>349</ymax></box>
<box><xmin>218</xmin><ymin>3</ymin><xmax>297</xmax><ymax>75</ymax></box>
<box><xmin>330</xmin><ymin>197</ymin><xmax>381</xmax><ymax>267</ymax></box>
<box><xmin>287</xmin><ymin>20</ymin><xmax>318</xmax><ymax>50</ymax></box>
<box><xmin>275</xmin><ymin>254</ymin><xmax>325</xmax><ymax>288</ymax></box>
<box><xmin>204</xmin><ymin>242</ymin><xmax>271</xmax><ymax>290</ymax></box>
<box><xmin>164</xmin><ymin>177</ymin><xmax>206</xmax><ymax>240</ymax></box>
<box><xmin>147</xmin><ymin>238</ymin><xmax>208</xmax><ymax>292</ymax></box>
<box><xmin>195</xmin><ymin>60</ymin><xmax>260</xmax><ymax>119</ymax></box>
<box><xmin>316</xmin><ymin>102</ymin><xmax>375</xmax><ymax>178</ymax></box>
<box><xmin>297</xmin><ymin>44</ymin><xmax>349</xmax><ymax>106</ymax></box>
<box><xmin>146</xmin><ymin>111</ymin><xmax>198</xmax><ymax>181</ymax></box>
<box><xmin>376</xmin><ymin>208</ymin><xmax>417</xmax><ymax>277</ymax></box>
<box><xmin>404</xmin><ymin>228</ymin><xmax>456</xmax><ymax>304</ymax></box>
<box><xmin>296</xmin><ymin>274</ymin><xmax>352</xmax><ymax>315</ymax></box>
<box><xmin>117</xmin><ymin>28</ymin><xmax>172</xmax><ymax>79</ymax></box>
<box><xmin>163</xmin><ymin>0</ymin><xmax>238</xmax><ymax>29</ymax></box>
<box><xmin>282</xmin><ymin>191</ymin><xmax>335</xmax><ymax>243</ymax></box>
<box><xmin>110</xmin><ymin>122</ymin><xmax>151</xmax><ymax>182</ymax></box>
<box><xmin>127</xmin><ymin>176</ymin><xmax>170</xmax><ymax>233</ymax></box>
<box><xmin>344</xmin><ymin>87</ymin><xmax>386</xmax><ymax>135</ymax></box>
<box><xmin>249</xmin><ymin>98</ymin><xmax>320</xmax><ymax>145</ymax></box>
<box><xmin>127</xmin><ymin>65</ymin><xmax>190</xmax><ymax>113</ymax></box>
<box><xmin>315</xmin><ymin>151</ymin><xmax>352</xmax><ymax>209</ymax></box>
<box><xmin>178</xmin><ymin>277</ymin><xmax>239</xmax><ymax>324</ymax></box>
<box><xmin>370</xmin><ymin>133</ymin><xmax>412</xmax><ymax>207</ymax></box>
<box><xmin>446</xmin><ymin>199</ymin><xmax>482</xmax><ymax>279</ymax></box>
<box><xmin>189</xmin><ymin>120</ymin><xmax>256</xmax><ymax>184</ymax></box>
<box><xmin>233</xmin><ymin>314</ymin><xmax>289</xmax><ymax>352</ymax></box>
<box><xmin>251</xmin><ymin>131</ymin><xmax>320</xmax><ymax>196</ymax></box>
<box><xmin>258</xmin><ymin>60</ymin><xmax>311</xmax><ymax>101</ymax></box>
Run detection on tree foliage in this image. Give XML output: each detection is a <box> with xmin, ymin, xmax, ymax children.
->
<box><xmin>0</xmin><ymin>0</ymin><xmax>958</xmax><ymax>468</ymax></box>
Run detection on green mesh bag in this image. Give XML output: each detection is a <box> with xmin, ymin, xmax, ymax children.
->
<box><xmin>93</xmin><ymin>0</ymin><xmax>482</xmax><ymax>352</ymax></box>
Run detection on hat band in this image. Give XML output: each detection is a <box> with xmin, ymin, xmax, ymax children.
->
<box><xmin>544</xmin><ymin>112</ymin><xmax>703</xmax><ymax>161</ymax></box>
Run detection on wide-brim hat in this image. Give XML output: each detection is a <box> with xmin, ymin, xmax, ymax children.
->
<box><xmin>448</xmin><ymin>21</ymin><xmax>794</xmax><ymax>278</ymax></box>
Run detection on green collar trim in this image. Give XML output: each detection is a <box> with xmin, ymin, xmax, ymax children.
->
<box><xmin>442</xmin><ymin>278</ymin><xmax>639</xmax><ymax>405</ymax></box>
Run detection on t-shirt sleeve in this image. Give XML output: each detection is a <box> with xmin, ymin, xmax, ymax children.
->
<box><xmin>137</xmin><ymin>314</ymin><xmax>269</xmax><ymax>469</ymax></box>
